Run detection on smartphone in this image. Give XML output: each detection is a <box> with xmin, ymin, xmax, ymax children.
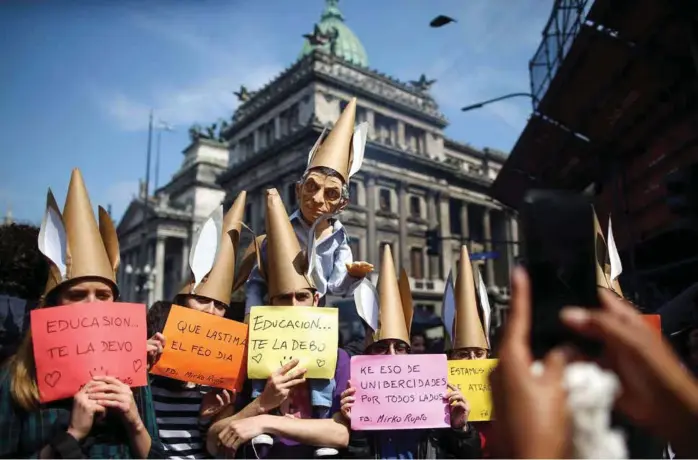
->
<box><xmin>520</xmin><ymin>189</ymin><xmax>601</xmax><ymax>358</ymax></box>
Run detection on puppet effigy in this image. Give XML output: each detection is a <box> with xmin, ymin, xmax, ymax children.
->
<box><xmin>244</xmin><ymin>98</ymin><xmax>373</xmax><ymax>314</ymax></box>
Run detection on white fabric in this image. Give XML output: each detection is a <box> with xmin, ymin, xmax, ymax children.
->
<box><xmin>531</xmin><ymin>361</ymin><xmax>628</xmax><ymax>459</ymax></box>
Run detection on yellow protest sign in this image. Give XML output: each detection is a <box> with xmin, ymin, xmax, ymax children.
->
<box><xmin>247</xmin><ymin>306</ymin><xmax>338</xmax><ymax>379</ymax></box>
<box><xmin>447</xmin><ymin>358</ymin><xmax>498</xmax><ymax>421</ymax></box>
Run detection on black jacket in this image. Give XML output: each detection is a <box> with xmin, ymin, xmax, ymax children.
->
<box><xmin>343</xmin><ymin>424</ymin><xmax>482</xmax><ymax>459</ymax></box>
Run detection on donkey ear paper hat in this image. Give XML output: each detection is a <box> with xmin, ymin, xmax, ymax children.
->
<box><xmin>306</xmin><ymin>97</ymin><xmax>368</xmax><ymax>183</ymax></box>
<box><xmin>179</xmin><ymin>191</ymin><xmax>247</xmax><ymax>306</ymax></box>
<box><xmin>38</xmin><ymin>168</ymin><xmax>120</xmax><ymax>299</ymax></box>
<box><xmin>371</xmin><ymin>244</ymin><xmax>413</xmax><ymax>344</ymax></box>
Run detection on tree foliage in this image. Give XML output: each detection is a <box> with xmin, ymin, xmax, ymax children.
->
<box><xmin>0</xmin><ymin>223</ymin><xmax>48</xmax><ymax>300</ymax></box>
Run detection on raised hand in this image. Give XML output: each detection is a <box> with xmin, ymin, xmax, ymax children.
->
<box><xmin>200</xmin><ymin>389</ymin><xmax>236</xmax><ymax>418</ymax></box>
<box><xmin>445</xmin><ymin>384</ymin><xmax>470</xmax><ymax>430</ymax></box>
<box><xmin>346</xmin><ymin>261</ymin><xmax>374</xmax><ymax>278</ymax></box>
<box><xmin>258</xmin><ymin>358</ymin><xmax>307</xmax><ymax>412</ymax></box>
<box><xmin>147</xmin><ymin>332</ymin><xmax>166</xmax><ymax>369</ymax></box>
<box><xmin>87</xmin><ymin>376</ymin><xmax>141</xmax><ymax>429</ymax></box>
<box><xmin>67</xmin><ymin>381</ymin><xmax>106</xmax><ymax>441</ymax></box>
<box><xmin>339</xmin><ymin>382</ymin><xmax>356</xmax><ymax>422</ymax></box>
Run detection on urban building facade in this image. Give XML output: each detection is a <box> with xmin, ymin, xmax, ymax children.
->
<box><xmin>117</xmin><ymin>0</ymin><xmax>517</xmax><ymax>336</ymax></box>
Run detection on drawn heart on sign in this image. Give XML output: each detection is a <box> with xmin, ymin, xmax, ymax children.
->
<box><xmin>132</xmin><ymin>359</ymin><xmax>143</xmax><ymax>372</ymax></box>
<box><xmin>45</xmin><ymin>371</ymin><xmax>62</xmax><ymax>388</ymax></box>
<box><xmin>316</xmin><ymin>359</ymin><xmax>326</xmax><ymax>368</ymax></box>
<box><xmin>251</xmin><ymin>354</ymin><xmax>262</xmax><ymax>364</ymax></box>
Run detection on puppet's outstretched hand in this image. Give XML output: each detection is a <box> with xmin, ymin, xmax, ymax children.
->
<box><xmin>346</xmin><ymin>262</ymin><xmax>374</xmax><ymax>278</ymax></box>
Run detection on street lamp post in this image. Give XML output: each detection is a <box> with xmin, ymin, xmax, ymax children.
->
<box><xmin>154</xmin><ymin>121</ymin><xmax>175</xmax><ymax>191</ymax></box>
<box><xmin>138</xmin><ymin>111</ymin><xmax>154</xmax><ymax>304</ymax></box>
<box><xmin>460</xmin><ymin>92</ymin><xmax>539</xmax><ymax>112</ymax></box>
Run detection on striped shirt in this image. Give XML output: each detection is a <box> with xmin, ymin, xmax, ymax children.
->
<box><xmin>151</xmin><ymin>377</ymin><xmax>210</xmax><ymax>459</ymax></box>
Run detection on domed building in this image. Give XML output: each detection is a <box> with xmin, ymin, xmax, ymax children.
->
<box><xmin>117</xmin><ymin>0</ymin><xmax>516</xmax><ymax>337</ymax></box>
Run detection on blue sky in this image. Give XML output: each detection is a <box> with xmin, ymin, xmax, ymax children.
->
<box><xmin>0</xmin><ymin>0</ymin><xmax>552</xmax><ymax>225</ymax></box>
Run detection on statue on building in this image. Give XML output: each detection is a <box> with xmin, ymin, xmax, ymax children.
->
<box><xmin>233</xmin><ymin>85</ymin><xmax>254</xmax><ymax>102</ymax></box>
<box><xmin>409</xmin><ymin>74</ymin><xmax>437</xmax><ymax>92</ymax></box>
<box><xmin>188</xmin><ymin>121</ymin><xmax>226</xmax><ymax>143</ymax></box>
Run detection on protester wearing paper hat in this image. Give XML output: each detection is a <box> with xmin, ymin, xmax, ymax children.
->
<box><xmin>0</xmin><ymin>168</ymin><xmax>163</xmax><ymax>458</ymax></box>
<box><xmin>339</xmin><ymin>245</ymin><xmax>480</xmax><ymax>459</ymax></box>
<box><xmin>243</xmin><ymin>97</ymin><xmax>373</xmax><ymax>316</ymax></box>
<box><xmin>145</xmin><ymin>191</ymin><xmax>246</xmax><ymax>459</ymax></box>
<box><xmin>207</xmin><ymin>188</ymin><xmax>352</xmax><ymax>459</ymax></box>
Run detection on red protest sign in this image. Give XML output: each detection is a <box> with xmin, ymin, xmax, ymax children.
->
<box><xmin>31</xmin><ymin>302</ymin><xmax>147</xmax><ymax>403</ymax></box>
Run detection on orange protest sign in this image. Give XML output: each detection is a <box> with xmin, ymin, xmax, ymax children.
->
<box><xmin>643</xmin><ymin>314</ymin><xmax>661</xmax><ymax>336</ymax></box>
<box><xmin>150</xmin><ymin>305</ymin><xmax>248</xmax><ymax>390</ymax></box>
<box><xmin>31</xmin><ymin>302</ymin><xmax>147</xmax><ymax>403</ymax></box>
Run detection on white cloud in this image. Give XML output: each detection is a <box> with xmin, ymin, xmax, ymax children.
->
<box><xmin>93</xmin><ymin>11</ymin><xmax>285</xmax><ymax>132</ymax></box>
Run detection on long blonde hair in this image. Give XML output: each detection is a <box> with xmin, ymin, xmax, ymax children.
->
<box><xmin>7</xmin><ymin>331</ymin><xmax>40</xmax><ymax>411</ymax></box>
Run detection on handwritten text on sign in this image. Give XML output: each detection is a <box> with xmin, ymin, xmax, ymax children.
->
<box><xmin>447</xmin><ymin>358</ymin><xmax>498</xmax><ymax>421</ymax></box>
<box><xmin>350</xmin><ymin>354</ymin><xmax>450</xmax><ymax>431</ymax></box>
<box><xmin>150</xmin><ymin>305</ymin><xmax>248</xmax><ymax>390</ymax></box>
<box><xmin>247</xmin><ymin>306</ymin><xmax>338</xmax><ymax>379</ymax></box>
<box><xmin>31</xmin><ymin>302</ymin><xmax>147</xmax><ymax>403</ymax></box>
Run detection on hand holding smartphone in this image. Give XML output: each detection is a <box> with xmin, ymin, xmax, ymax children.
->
<box><xmin>520</xmin><ymin>190</ymin><xmax>601</xmax><ymax>359</ymax></box>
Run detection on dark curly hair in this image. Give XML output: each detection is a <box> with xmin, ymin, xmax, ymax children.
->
<box><xmin>0</xmin><ymin>224</ymin><xmax>48</xmax><ymax>301</ymax></box>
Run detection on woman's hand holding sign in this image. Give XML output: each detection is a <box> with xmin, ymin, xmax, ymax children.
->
<box><xmin>258</xmin><ymin>359</ymin><xmax>307</xmax><ymax>412</ymax></box>
<box><xmin>446</xmin><ymin>383</ymin><xmax>470</xmax><ymax>431</ymax></box>
<box><xmin>146</xmin><ymin>332</ymin><xmax>166</xmax><ymax>370</ymax></box>
<box><xmin>339</xmin><ymin>383</ymin><xmax>356</xmax><ymax>422</ymax></box>
<box><xmin>87</xmin><ymin>376</ymin><xmax>140</xmax><ymax>428</ymax></box>
<box><xmin>67</xmin><ymin>381</ymin><xmax>106</xmax><ymax>441</ymax></box>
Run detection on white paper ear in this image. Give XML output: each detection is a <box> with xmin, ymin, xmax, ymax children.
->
<box><xmin>442</xmin><ymin>270</ymin><xmax>455</xmax><ymax>341</ymax></box>
<box><xmin>38</xmin><ymin>192</ymin><xmax>68</xmax><ymax>279</ymax></box>
<box><xmin>306</xmin><ymin>127</ymin><xmax>328</xmax><ymax>167</ymax></box>
<box><xmin>354</xmin><ymin>278</ymin><xmax>379</xmax><ymax>332</ymax></box>
<box><xmin>189</xmin><ymin>206</ymin><xmax>223</xmax><ymax>292</ymax></box>
<box><xmin>348</xmin><ymin>122</ymin><xmax>368</xmax><ymax>178</ymax></box>
<box><xmin>607</xmin><ymin>216</ymin><xmax>623</xmax><ymax>281</ymax></box>
<box><xmin>476</xmin><ymin>267</ymin><xmax>491</xmax><ymax>346</ymax></box>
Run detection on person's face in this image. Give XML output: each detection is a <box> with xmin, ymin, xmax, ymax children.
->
<box><xmin>183</xmin><ymin>294</ymin><xmax>227</xmax><ymax>317</ymax></box>
<box><xmin>56</xmin><ymin>279</ymin><xmax>114</xmax><ymax>305</ymax></box>
<box><xmin>410</xmin><ymin>335</ymin><xmax>426</xmax><ymax>354</ymax></box>
<box><xmin>368</xmin><ymin>339</ymin><xmax>410</xmax><ymax>356</ymax></box>
<box><xmin>296</xmin><ymin>170</ymin><xmax>344</xmax><ymax>222</ymax></box>
<box><xmin>271</xmin><ymin>289</ymin><xmax>319</xmax><ymax>307</ymax></box>
<box><xmin>451</xmin><ymin>347</ymin><xmax>488</xmax><ymax>360</ymax></box>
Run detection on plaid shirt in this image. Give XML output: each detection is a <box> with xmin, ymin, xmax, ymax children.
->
<box><xmin>0</xmin><ymin>371</ymin><xmax>165</xmax><ymax>458</ymax></box>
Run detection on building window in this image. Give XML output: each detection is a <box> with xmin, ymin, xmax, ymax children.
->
<box><xmin>405</xmin><ymin>124</ymin><xmax>425</xmax><ymax>154</ymax></box>
<box><xmin>379</xmin><ymin>188</ymin><xmax>391</xmax><ymax>212</ymax></box>
<box><xmin>410</xmin><ymin>247</ymin><xmax>424</xmax><ymax>279</ymax></box>
<box><xmin>279</xmin><ymin>104</ymin><xmax>300</xmax><ymax>137</ymax></box>
<box><xmin>348</xmin><ymin>237</ymin><xmax>360</xmax><ymax>259</ymax></box>
<box><xmin>374</xmin><ymin>112</ymin><xmax>396</xmax><ymax>146</ymax></box>
<box><xmin>409</xmin><ymin>196</ymin><xmax>421</xmax><ymax>218</ymax></box>
<box><xmin>240</xmin><ymin>133</ymin><xmax>254</xmax><ymax>157</ymax></box>
<box><xmin>287</xmin><ymin>183</ymin><xmax>297</xmax><ymax>208</ymax></box>
<box><xmin>339</xmin><ymin>99</ymin><xmax>348</xmax><ymax>113</ymax></box>
<box><xmin>259</xmin><ymin>120</ymin><xmax>275</xmax><ymax>149</ymax></box>
<box><xmin>244</xmin><ymin>204</ymin><xmax>252</xmax><ymax>225</ymax></box>
<box><xmin>349</xmin><ymin>181</ymin><xmax>359</xmax><ymax>205</ymax></box>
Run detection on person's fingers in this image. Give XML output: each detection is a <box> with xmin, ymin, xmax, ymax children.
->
<box><xmin>275</xmin><ymin>358</ymin><xmax>300</xmax><ymax>376</ymax></box>
<box><xmin>279</xmin><ymin>368</ymin><xmax>307</xmax><ymax>384</ymax></box>
<box><xmin>86</xmin><ymin>383</ymin><xmax>122</xmax><ymax>394</ymax></box>
<box><xmin>500</xmin><ymin>267</ymin><xmax>532</xmax><ymax>363</ymax></box>
<box><xmin>561</xmin><ymin>305</ymin><xmax>644</xmax><ymax>352</ymax></box>
<box><xmin>447</xmin><ymin>383</ymin><xmax>458</xmax><ymax>391</ymax></box>
<box><xmin>542</xmin><ymin>346</ymin><xmax>570</xmax><ymax>382</ymax></box>
<box><xmin>91</xmin><ymin>376</ymin><xmax>125</xmax><ymax>387</ymax></box>
<box><xmin>280</xmin><ymin>376</ymin><xmax>307</xmax><ymax>389</ymax></box>
<box><xmin>341</xmin><ymin>386</ymin><xmax>356</xmax><ymax>397</ymax></box>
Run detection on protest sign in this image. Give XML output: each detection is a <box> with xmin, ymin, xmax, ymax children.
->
<box><xmin>350</xmin><ymin>354</ymin><xmax>450</xmax><ymax>431</ymax></box>
<box><xmin>247</xmin><ymin>306</ymin><xmax>338</xmax><ymax>379</ymax></box>
<box><xmin>31</xmin><ymin>302</ymin><xmax>147</xmax><ymax>403</ymax></box>
<box><xmin>151</xmin><ymin>305</ymin><xmax>248</xmax><ymax>390</ymax></box>
<box><xmin>447</xmin><ymin>358</ymin><xmax>497</xmax><ymax>421</ymax></box>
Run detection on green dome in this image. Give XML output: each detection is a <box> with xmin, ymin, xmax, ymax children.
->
<box><xmin>299</xmin><ymin>0</ymin><xmax>368</xmax><ymax>67</ymax></box>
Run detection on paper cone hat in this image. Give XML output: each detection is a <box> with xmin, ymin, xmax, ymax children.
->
<box><xmin>592</xmin><ymin>208</ymin><xmax>624</xmax><ymax>297</ymax></box>
<box><xmin>38</xmin><ymin>168</ymin><xmax>120</xmax><ymax>299</ymax></box>
<box><xmin>453</xmin><ymin>246</ymin><xmax>489</xmax><ymax>349</ymax></box>
<box><xmin>179</xmin><ymin>191</ymin><xmax>247</xmax><ymax>305</ymax></box>
<box><xmin>264</xmin><ymin>188</ymin><xmax>314</xmax><ymax>299</ymax></box>
<box><xmin>306</xmin><ymin>97</ymin><xmax>357</xmax><ymax>182</ymax></box>
<box><xmin>375</xmin><ymin>244</ymin><xmax>413</xmax><ymax>344</ymax></box>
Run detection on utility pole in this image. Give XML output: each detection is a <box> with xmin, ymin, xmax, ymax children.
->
<box><xmin>138</xmin><ymin>110</ymin><xmax>154</xmax><ymax>303</ymax></box>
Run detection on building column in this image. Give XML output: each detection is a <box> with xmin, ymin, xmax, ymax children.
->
<box><xmin>366</xmin><ymin>174</ymin><xmax>377</xmax><ymax>265</ymax></box>
<box><xmin>460</xmin><ymin>201</ymin><xmax>470</xmax><ymax>243</ymax></box>
<box><xmin>181</xmin><ymin>237</ymin><xmax>190</xmax><ymax>284</ymax></box>
<box><xmin>366</xmin><ymin>110</ymin><xmax>376</xmax><ymax>139</ymax></box>
<box><xmin>397</xmin><ymin>120</ymin><xmax>406</xmax><ymax>149</ymax></box>
<box><xmin>154</xmin><ymin>236</ymin><xmax>166</xmax><ymax>303</ymax></box>
<box><xmin>510</xmin><ymin>215</ymin><xmax>519</xmax><ymax>257</ymax></box>
<box><xmin>253</xmin><ymin>130</ymin><xmax>260</xmax><ymax>152</ymax></box>
<box><xmin>483</xmin><ymin>208</ymin><xmax>495</xmax><ymax>286</ymax></box>
<box><xmin>398</xmin><ymin>182</ymin><xmax>409</xmax><ymax>273</ymax></box>
<box><xmin>427</xmin><ymin>191</ymin><xmax>438</xmax><ymax>279</ymax></box>
<box><xmin>438</xmin><ymin>193</ymin><xmax>452</xmax><ymax>279</ymax></box>
<box><xmin>274</xmin><ymin>117</ymin><xmax>281</xmax><ymax>140</ymax></box>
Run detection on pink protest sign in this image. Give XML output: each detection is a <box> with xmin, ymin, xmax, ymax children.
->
<box><xmin>31</xmin><ymin>302</ymin><xmax>148</xmax><ymax>403</ymax></box>
<box><xmin>350</xmin><ymin>354</ymin><xmax>450</xmax><ymax>431</ymax></box>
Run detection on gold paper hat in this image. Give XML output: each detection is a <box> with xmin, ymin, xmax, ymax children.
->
<box><xmin>306</xmin><ymin>97</ymin><xmax>367</xmax><ymax>183</ymax></box>
<box><xmin>264</xmin><ymin>188</ymin><xmax>314</xmax><ymax>299</ymax></box>
<box><xmin>374</xmin><ymin>244</ymin><xmax>413</xmax><ymax>344</ymax></box>
<box><xmin>453</xmin><ymin>246</ymin><xmax>489</xmax><ymax>349</ymax></box>
<box><xmin>179</xmin><ymin>191</ymin><xmax>247</xmax><ymax>306</ymax></box>
<box><xmin>593</xmin><ymin>208</ymin><xmax>624</xmax><ymax>297</ymax></box>
<box><xmin>38</xmin><ymin>168</ymin><xmax>120</xmax><ymax>299</ymax></box>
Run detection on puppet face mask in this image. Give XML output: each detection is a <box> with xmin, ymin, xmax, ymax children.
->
<box><xmin>297</xmin><ymin>170</ymin><xmax>345</xmax><ymax>223</ymax></box>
